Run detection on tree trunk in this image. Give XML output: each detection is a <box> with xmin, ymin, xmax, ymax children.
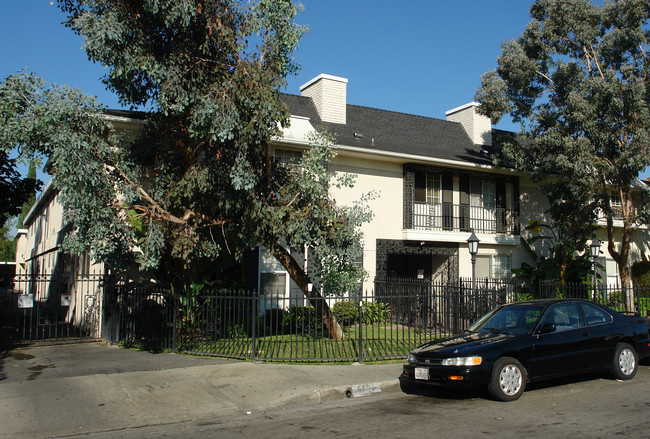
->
<box><xmin>271</xmin><ymin>245</ymin><xmax>345</xmax><ymax>340</ymax></box>
<box><xmin>606</xmin><ymin>185</ymin><xmax>634</xmax><ymax>310</ymax></box>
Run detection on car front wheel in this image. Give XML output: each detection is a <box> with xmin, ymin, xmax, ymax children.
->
<box><xmin>610</xmin><ymin>342</ymin><xmax>638</xmax><ymax>380</ymax></box>
<box><xmin>488</xmin><ymin>357</ymin><xmax>527</xmax><ymax>402</ymax></box>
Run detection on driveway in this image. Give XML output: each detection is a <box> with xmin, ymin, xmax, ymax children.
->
<box><xmin>0</xmin><ymin>341</ymin><xmax>231</xmax><ymax>383</ymax></box>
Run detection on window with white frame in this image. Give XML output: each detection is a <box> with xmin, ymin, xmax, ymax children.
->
<box><xmin>474</xmin><ymin>254</ymin><xmax>512</xmax><ymax>279</ymax></box>
<box><xmin>470</xmin><ymin>178</ymin><xmax>495</xmax><ymax>209</ymax></box>
<box><xmin>274</xmin><ymin>148</ymin><xmax>302</xmax><ymax>166</ymax></box>
<box><xmin>426</xmin><ymin>174</ymin><xmax>441</xmax><ymax>204</ymax></box>
<box><xmin>259</xmin><ymin>247</ymin><xmax>289</xmax><ymax>296</ymax></box>
<box><xmin>605</xmin><ymin>258</ymin><xmax>620</xmax><ymax>286</ymax></box>
<box><xmin>492</xmin><ymin>254</ymin><xmax>512</xmax><ymax>279</ymax></box>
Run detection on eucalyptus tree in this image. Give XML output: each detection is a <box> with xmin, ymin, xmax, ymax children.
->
<box><xmin>0</xmin><ymin>151</ymin><xmax>40</xmax><ymax>229</ymax></box>
<box><xmin>0</xmin><ymin>0</ymin><xmax>371</xmax><ymax>338</ymax></box>
<box><xmin>476</xmin><ymin>0</ymin><xmax>650</xmax><ymax>292</ymax></box>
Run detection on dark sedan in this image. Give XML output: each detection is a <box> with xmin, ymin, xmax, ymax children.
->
<box><xmin>403</xmin><ymin>299</ymin><xmax>650</xmax><ymax>401</ymax></box>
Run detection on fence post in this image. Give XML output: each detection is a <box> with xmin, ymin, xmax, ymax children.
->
<box><xmin>251</xmin><ymin>292</ymin><xmax>257</xmax><ymax>362</ymax></box>
<box><xmin>358</xmin><ymin>297</ymin><xmax>363</xmax><ymax>363</ymax></box>
<box><xmin>172</xmin><ymin>294</ymin><xmax>177</xmax><ymax>353</ymax></box>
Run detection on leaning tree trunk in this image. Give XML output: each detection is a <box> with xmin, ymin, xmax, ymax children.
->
<box><xmin>271</xmin><ymin>246</ymin><xmax>345</xmax><ymax>340</ymax></box>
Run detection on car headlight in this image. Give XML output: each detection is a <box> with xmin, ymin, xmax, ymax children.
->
<box><xmin>407</xmin><ymin>354</ymin><xmax>417</xmax><ymax>363</ymax></box>
<box><xmin>441</xmin><ymin>356</ymin><xmax>482</xmax><ymax>366</ymax></box>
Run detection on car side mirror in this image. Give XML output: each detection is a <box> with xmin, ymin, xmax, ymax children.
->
<box><xmin>538</xmin><ymin>323</ymin><xmax>556</xmax><ymax>335</ymax></box>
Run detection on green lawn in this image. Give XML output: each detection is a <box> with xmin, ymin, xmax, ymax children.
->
<box><xmin>176</xmin><ymin>324</ymin><xmax>447</xmax><ymax>361</ymax></box>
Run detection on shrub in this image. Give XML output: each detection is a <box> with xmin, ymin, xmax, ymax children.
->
<box><xmin>361</xmin><ymin>301</ymin><xmax>391</xmax><ymax>324</ymax></box>
<box><xmin>606</xmin><ymin>290</ymin><xmax>626</xmax><ymax>310</ymax></box>
<box><xmin>333</xmin><ymin>301</ymin><xmax>358</xmax><ymax>324</ymax></box>
<box><xmin>516</xmin><ymin>293</ymin><xmax>535</xmax><ymax>302</ymax></box>
<box><xmin>282</xmin><ymin>305</ymin><xmax>324</xmax><ymax>337</ymax></box>
<box><xmin>632</xmin><ymin>261</ymin><xmax>650</xmax><ymax>285</ymax></box>
<box><xmin>258</xmin><ymin>308</ymin><xmax>287</xmax><ymax>336</ymax></box>
<box><xmin>332</xmin><ymin>300</ymin><xmax>391</xmax><ymax>325</ymax></box>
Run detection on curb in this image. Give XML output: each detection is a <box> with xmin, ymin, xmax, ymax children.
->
<box><xmin>318</xmin><ymin>379</ymin><xmax>402</xmax><ymax>403</ymax></box>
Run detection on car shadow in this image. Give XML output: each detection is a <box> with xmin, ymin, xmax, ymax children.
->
<box><xmin>524</xmin><ymin>370</ymin><xmax>609</xmax><ymax>393</ymax></box>
<box><xmin>398</xmin><ymin>375</ymin><xmax>488</xmax><ymax>400</ymax></box>
<box><xmin>399</xmin><ymin>369</ymin><xmax>631</xmax><ymax>401</ymax></box>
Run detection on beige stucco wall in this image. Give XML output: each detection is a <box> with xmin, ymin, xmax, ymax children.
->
<box><xmin>327</xmin><ymin>153</ymin><xmax>558</xmax><ymax>291</ymax></box>
<box><xmin>328</xmin><ymin>154</ymin><xmax>404</xmax><ymax>291</ymax></box>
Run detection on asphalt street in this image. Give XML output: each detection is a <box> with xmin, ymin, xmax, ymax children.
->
<box><xmin>2</xmin><ymin>342</ymin><xmax>650</xmax><ymax>438</ymax></box>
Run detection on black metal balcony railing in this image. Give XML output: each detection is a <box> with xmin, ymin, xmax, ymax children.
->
<box><xmin>409</xmin><ymin>202</ymin><xmax>519</xmax><ymax>235</ymax></box>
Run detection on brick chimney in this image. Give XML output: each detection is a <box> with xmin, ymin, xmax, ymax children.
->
<box><xmin>446</xmin><ymin>102</ymin><xmax>492</xmax><ymax>146</ymax></box>
<box><xmin>300</xmin><ymin>74</ymin><xmax>348</xmax><ymax>124</ymax></box>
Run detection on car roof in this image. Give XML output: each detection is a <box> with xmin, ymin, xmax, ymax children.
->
<box><xmin>504</xmin><ymin>298</ymin><xmax>594</xmax><ymax>307</ymax></box>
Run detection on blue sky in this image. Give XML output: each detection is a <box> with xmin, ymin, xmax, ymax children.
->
<box><xmin>1</xmin><ymin>0</ymin><xmax>648</xmax><ymax>179</ymax></box>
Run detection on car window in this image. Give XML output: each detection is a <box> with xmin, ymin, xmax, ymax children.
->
<box><xmin>580</xmin><ymin>303</ymin><xmax>613</xmax><ymax>325</ymax></box>
<box><xmin>540</xmin><ymin>303</ymin><xmax>584</xmax><ymax>332</ymax></box>
<box><xmin>471</xmin><ymin>304</ymin><xmax>544</xmax><ymax>335</ymax></box>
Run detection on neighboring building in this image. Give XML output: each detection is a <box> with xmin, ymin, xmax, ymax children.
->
<box><xmin>12</xmin><ymin>111</ymin><xmax>142</xmax><ymax>338</ymax></box>
<box><xmin>15</xmin><ymin>73</ymin><xmax>650</xmax><ymax>304</ymax></box>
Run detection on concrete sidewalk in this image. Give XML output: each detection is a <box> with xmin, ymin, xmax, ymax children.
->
<box><xmin>0</xmin><ymin>342</ymin><xmax>404</xmax><ymax>438</ymax></box>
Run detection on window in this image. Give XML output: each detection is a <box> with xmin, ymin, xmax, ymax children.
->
<box><xmin>540</xmin><ymin>303</ymin><xmax>584</xmax><ymax>332</ymax></box>
<box><xmin>259</xmin><ymin>247</ymin><xmax>288</xmax><ymax>296</ymax></box>
<box><xmin>492</xmin><ymin>254</ymin><xmax>512</xmax><ymax>279</ymax></box>
<box><xmin>610</xmin><ymin>190</ymin><xmax>622</xmax><ymax>208</ymax></box>
<box><xmin>470</xmin><ymin>178</ymin><xmax>495</xmax><ymax>208</ymax></box>
<box><xmin>274</xmin><ymin>148</ymin><xmax>302</xmax><ymax>166</ymax></box>
<box><xmin>605</xmin><ymin>258</ymin><xmax>620</xmax><ymax>286</ymax></box>
<box><xmin>475</xmin><ymin>254</ymin><xmax>511</xmax><ymax>279</ymax></box>
<box><xmin>580</xmin><ymin>303</ymin><xmax>612</xmax><ymax>325</ymax></box>
<box><xmin>426</xmin><ymin>174</ymin><xmax>441</xmax><ymax>204</ymax></box>
<box><xmin>476</xmin><ymin>255</ymin><xmax>490</xmax><ymax>278</ymax></box>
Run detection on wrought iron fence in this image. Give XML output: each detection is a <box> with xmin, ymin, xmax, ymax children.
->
<box><xmin>4</xmin><ymin>274</ymin><xmax>649</xmax><ymax>361</ymax></box>
<box><xmin>539</xmin><ymin>280</ymin><xmax>650</xmax><ymax>316</ymax></box>
<box><xmin>107</xmin><ymin>277</ymin><xmax>519</xmax><ymax>362</ymax></box>
<box><xmin>0</xmin><ymin>274</ymin><xmax>102</xmax><ymax>344</ymax></box>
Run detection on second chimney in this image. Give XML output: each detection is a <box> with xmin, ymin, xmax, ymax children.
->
<box><xmin>446</xmin><ymin>102</ymin><xmax>492</xmax><ymax>147</ymax></box>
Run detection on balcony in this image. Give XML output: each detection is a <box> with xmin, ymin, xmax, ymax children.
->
<box><xmin>407</xmin><ymin>202</ymin><xmax>519</xmax><ymax>235</ymax></box>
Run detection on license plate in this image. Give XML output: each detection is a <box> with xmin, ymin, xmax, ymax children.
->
<box><xmin>415</xmin><ymin>367</ymin><xmax>429</xmax><ymax>380</ymax></box>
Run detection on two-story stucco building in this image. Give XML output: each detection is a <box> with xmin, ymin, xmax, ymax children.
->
<box><xmin>15</xmin><ymin>73</ymin><xmax>650</xmax><ymax>308</ymax></box>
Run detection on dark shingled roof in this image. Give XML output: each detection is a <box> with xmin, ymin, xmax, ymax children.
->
<box><xmin>280</xmin><ymin>93</ymin><xmax>494</xmax><ymax>166</ymax></box>
<box><xmin>104</xmin><ymin>94</ymin><xmax>502</xmax><ymax>166</ymax></box>
<box><xmin>104</xmin><ymin>109</ymin><xmax>148</xmax><ymax>119</ymax></box>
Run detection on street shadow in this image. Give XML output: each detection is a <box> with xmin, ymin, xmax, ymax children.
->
<box><xmin>0</xmin><ymin>346</ymin><xmax>7</xmax><ymax>381</ymax></box>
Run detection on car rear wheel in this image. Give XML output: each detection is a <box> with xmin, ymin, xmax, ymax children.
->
<box><xmin>488</xmin><ymin>357</ymin><xmax>527</xmax><ymax>402</ymax></box>
<box><xmin>610</xmin><ymin>342</ymin><xmax>638</xmax><ymax>380</ymax></box>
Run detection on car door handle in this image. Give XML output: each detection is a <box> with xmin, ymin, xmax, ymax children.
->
<box><xmin>582</xmin><ymin>332</ymin><xmax>591</xmax><ymax>337</ymax></box>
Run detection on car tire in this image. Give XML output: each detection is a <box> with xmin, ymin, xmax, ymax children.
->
<box><xmin>610</xmin><ymin>342</ymin><xmax>638</xmax><ymax>380</ymax></box>
<box><xmin>488</xmin><ymin>357</ymin><xmax>527</xmax><ymax>402</ymax></box>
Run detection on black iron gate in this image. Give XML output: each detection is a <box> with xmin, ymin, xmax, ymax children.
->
<box><xmin>0</xmin><ymin>274</ymin><xmax>102</xmax><ymax>345</ymax></box>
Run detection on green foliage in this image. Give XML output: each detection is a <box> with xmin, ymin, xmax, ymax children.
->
<box><xmin>1</xmin><ymin>1</ymin><xmax>372</xmax><ymax>304</ymax></box>
<box><xmin>632</xmin><ymin>261</ymin><xmax>650</xmax><ymax>285</ymax></box>
<box><xmin>512</xmin><ymin>220</ymin><xmax>594</xmax><ymax>293</ymax></box>
<box><xmin>282</xmin><ymin>305</ymin><xmax>324</xmax><ymax>337</ymax></box>
<box><xmin>360</xmin><ymin>301</ymin><xmax>392</xmax><ymax>324</ymax></box>
<box><xmin>332</xmin><ymin>301</ymin><xmax>392</xmax><ymax>325</ymax></box>
<box><xmin>476</xmin><ymin>0</ymin><xmax>650</xmax><ymax>288</ymax></box>
<box><xmin>0</xmin><ymin>223</ymin><xmax>16</xmax><ymax>261</ymax></box>
<box><xmin>516</xmin><ymin>292</ymin><xmax>535</xmax><ymax>302</ymax></box>
<box><xmin>332</xmin><ymin>301</ymin><xmax>358</xmax><ymax>324</ymax></box>
<box><xmin>0</xmin><ymin>150</ymin><xmax>42</xmax><ymax>227</ymax></box>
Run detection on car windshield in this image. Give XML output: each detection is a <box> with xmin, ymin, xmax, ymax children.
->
<box><xmin>468</xmin><ymin>304</ymin><xmax>545</xmax><ymax>335</ymax></box>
